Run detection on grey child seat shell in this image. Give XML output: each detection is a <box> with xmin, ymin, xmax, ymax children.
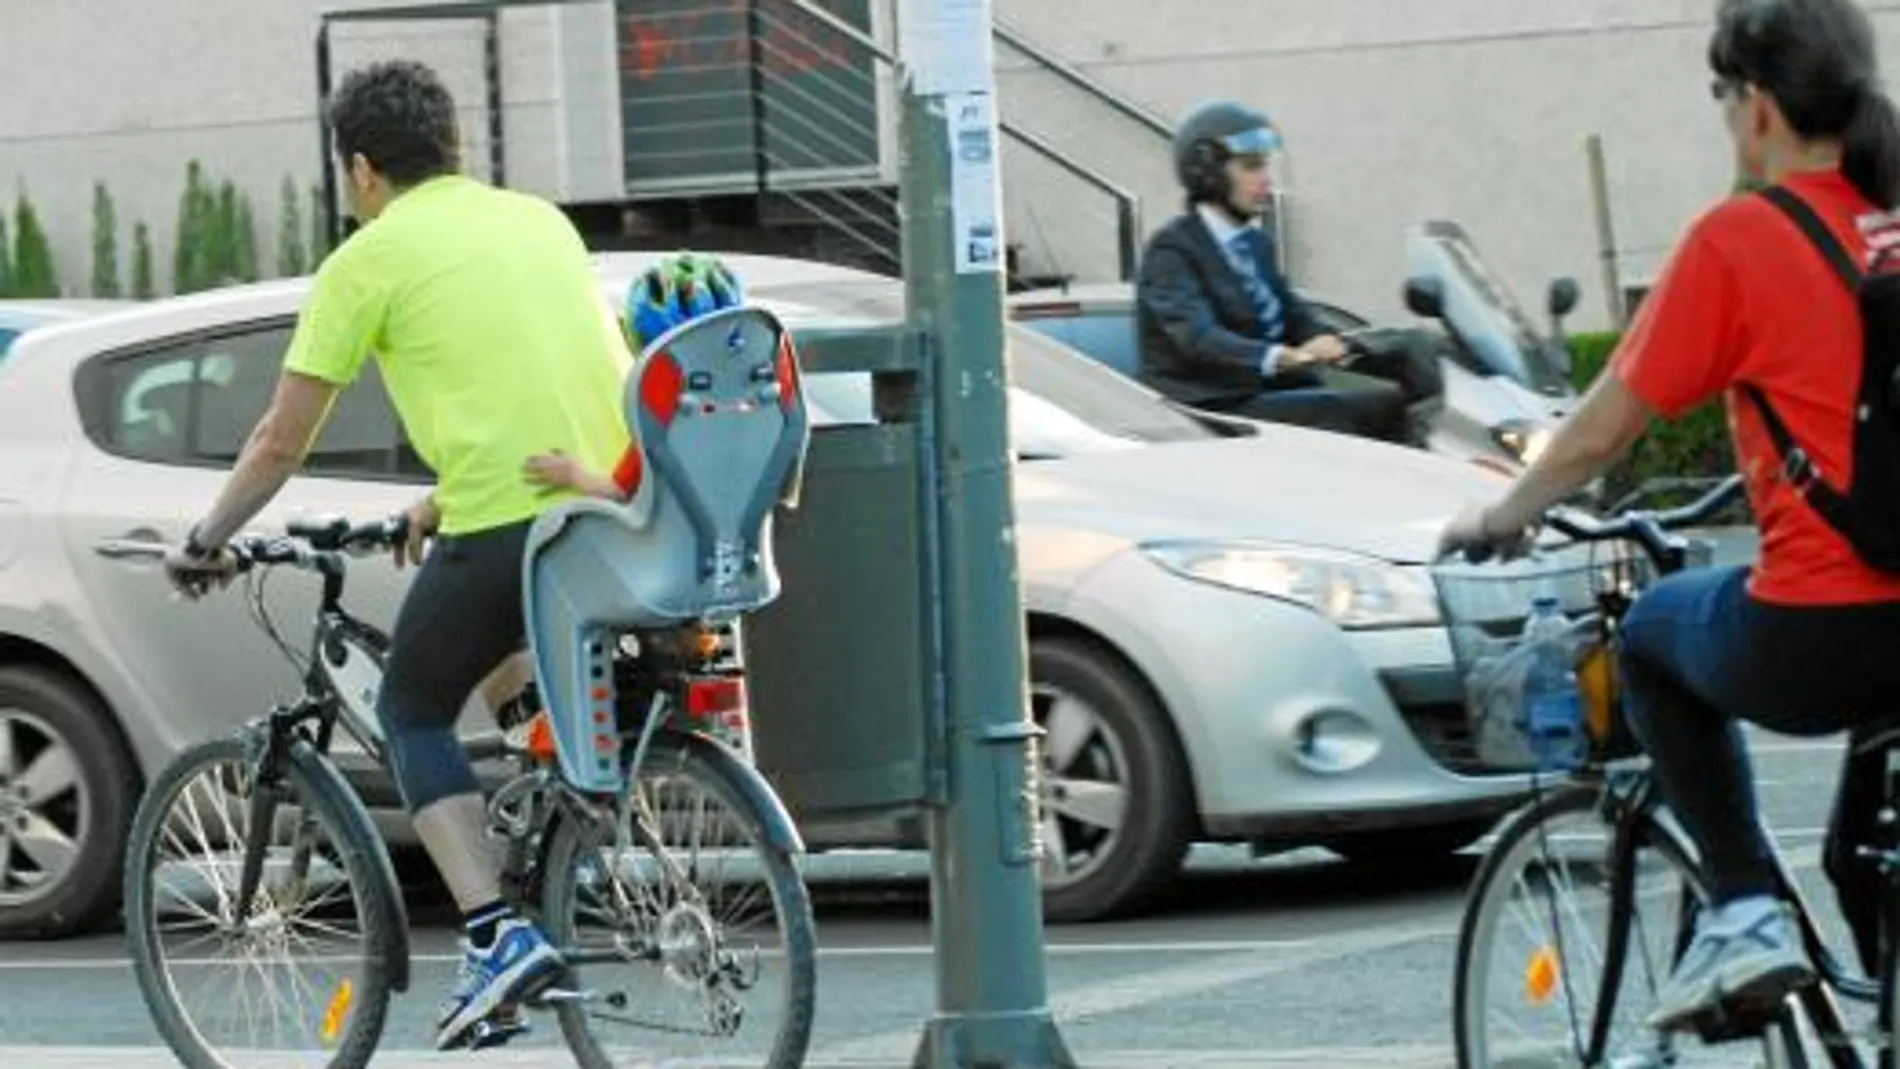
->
<box><xmin>522</xmin><ymin>305</ymin><xmax>812</xmax><ymax>794</ymax></box>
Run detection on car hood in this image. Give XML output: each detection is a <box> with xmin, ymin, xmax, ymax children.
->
<box><xmin>1013</xmin><ymin>424</ymin><xmax>1512</xmax><ymax>564</ymax></box>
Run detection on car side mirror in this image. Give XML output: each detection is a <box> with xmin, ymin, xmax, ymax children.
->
<box><xmin>1403</xmin><ymin>276</ymin><xmax>1445</xmax><ymax>320</ymax></box>
<box><xmin>1547</xmin><ymin>276</ymin><xmax>1580</xmax><ymax>319</ymax></box>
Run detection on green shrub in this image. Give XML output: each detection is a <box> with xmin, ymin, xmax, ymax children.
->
<box><xmin>0</xmin><ymin>216</ymin><xmax>12</xmax><ymax>298</ymax></box>
<box><xmin>91</xmin><ymin>182</ymin><xmax>121</xmax><ymax>298</ymax></box>
<box><xmin>12</xmin><ymin>190</ymin><xmax>60</xmax><ymax>297</ymax></box>
<box><xmin>1567</xmin><ymin>330</ymin><xmax>1737</xmax><ymax>505</ymax></box>
<box><xmin>173</xmin><ymin>162</ymin><xmax>263</xmax><ymax>293</ymax></box>
<box><xmin>131</xmin><ymin>221</ymin><xmax>155</xmax><ymax>299</ymax></box>
<box><xmin>277</xmin><ymin>175</ymin><xmax>306</xmax><ymax>277</ymax></box>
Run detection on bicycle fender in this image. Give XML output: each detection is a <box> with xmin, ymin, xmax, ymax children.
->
<box><xmin>681</xmin><ymin>732</ymin><xmax>806</xmax><ymax>855</ymax></box>
<box><xmin>289</xmin><ymin>738</ymin><xmax>414</xmax><ymax>994</ymax></box>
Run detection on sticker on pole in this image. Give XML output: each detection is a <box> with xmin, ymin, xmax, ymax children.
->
<box><xmin>898</xmin><ymin>0</ymin><xmax>995</xmax><ymax>96</ymax></box>
<box><xmin>948</xmin><ymin>92</ymin><xmax>1002</xmax><ymax>276</ymax></box>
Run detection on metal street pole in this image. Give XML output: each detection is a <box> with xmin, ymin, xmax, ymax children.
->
<box><xmin>895</xmin><ymin>2</ymin><xmax>1077</xmax><ymax>1068</ymax></box>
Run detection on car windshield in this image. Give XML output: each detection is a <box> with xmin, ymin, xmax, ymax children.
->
<box><xmin>1431</xmin><ymin>231</ymin><xmax>1571</xmax><ymax>393</ymax></box>
<box><xmin>754</xmin><ymin>280</ymin><xmax>1217</xmax><ymax>455</ymax></box>
<box><xmin>0</xmin><ymin>328</ymin><xmax>19</xmax><ymax>362</ymax></box>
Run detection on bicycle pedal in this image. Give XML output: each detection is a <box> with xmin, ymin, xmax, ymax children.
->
<box><xmin>1687</xmin><ymin>974</ymin><xmax>1814</xmax><ymax>1044</ymax></box>
<box><xmin>455</xmin><ymin>1014</ymin><xmax>531</xmax><ymax>1052</ymax></box>
<box><xmin>526</xmin><ymin>986</ymin><xmax>593</xmax><ymax>1006</ymax></box>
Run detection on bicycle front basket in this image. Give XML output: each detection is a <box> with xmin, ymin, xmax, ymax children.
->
<box><xmin>1429</xmin><ymin>545</ymin><xmax>1650</xmax><ymax>772</ymax></box>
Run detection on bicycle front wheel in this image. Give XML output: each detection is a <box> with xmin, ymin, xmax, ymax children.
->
<box><xmin>1453</xmin><ymin>773</ymin><xmax>1730</xmax><ymax>1068</ymax></box>
<box><xmin>123</xmin><ymin>736</ymin><xmax>398</xmax><ymax>1069</ymax></box>
<box><xmin>541</xmin><ymin>730</ymin><xmax>816</xmax><ymax>1069</ymax></box>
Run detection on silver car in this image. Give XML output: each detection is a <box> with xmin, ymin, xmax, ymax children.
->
<box><xmin>0</xmin><ymin>255</ymin><xmax>1532</xmax><ymax>938</ymax></box>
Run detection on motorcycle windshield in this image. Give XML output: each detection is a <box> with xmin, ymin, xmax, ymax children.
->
<box><xmin>1430</xmin><ymin>230</ymin><xmax>1574</xmax><ymax>396</ymax></box>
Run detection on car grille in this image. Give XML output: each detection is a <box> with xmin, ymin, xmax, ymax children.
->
<box><xmin>1377</xmin><ymin>668</ymin><xmax>1514</xmax><ymax>775</ymax></box>
<box><xmin>1394</xmin><ymin>700</ymin><xmax>1499</xmax><ymax>774</ymax></box>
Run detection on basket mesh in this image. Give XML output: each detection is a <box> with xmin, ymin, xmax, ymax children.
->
<box><xmin>1428</xmin><ymin>544</ymin><xmax>1652</xmax><ymax>772</ymax></box>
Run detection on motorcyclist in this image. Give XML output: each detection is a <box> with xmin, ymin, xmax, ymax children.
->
<box><xmin>1134</xmin><ymin>100</ymin><xmax>1410</xmax><ymax>442</ymax></box>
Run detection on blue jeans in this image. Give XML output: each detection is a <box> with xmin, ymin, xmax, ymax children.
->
<box><xmin>1618</xmin><ymin>564</ymin><xmax>1900</xmax><ymax>971</ymax></box>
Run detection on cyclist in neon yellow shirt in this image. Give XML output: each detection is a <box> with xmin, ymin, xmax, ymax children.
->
<box><xmin>162</xmin><ymin>59</ymin><xmax>629</xmax><ymax>1051</ymax></box>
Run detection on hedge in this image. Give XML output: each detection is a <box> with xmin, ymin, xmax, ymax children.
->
<box><xmin>1565</xmin><ymin>330</ymin><xmax>1737</xmax><ymax>506</ymax></box>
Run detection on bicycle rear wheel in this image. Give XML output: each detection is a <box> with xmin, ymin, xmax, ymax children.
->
<box><xmin>1453</xmin><ymin>773</ymin><xmax>1739</xmax><ymax>1067</ymax></box>
<box><xmin>540</xmin><ymin>730</ymin><xmax>816</xmax><ymax>1069</ymax></box>
<box><xmin>124</xmin><ymin>736</ymin><xmax>398</xmax><ymax>1069</ymax></box>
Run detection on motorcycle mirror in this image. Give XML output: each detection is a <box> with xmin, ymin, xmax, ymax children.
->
<box><xmin>1547</xmin><ymin>276</ymin><xmax>1580</xmax><ymax>319</ymax></box>
<box><xmin>1402</xmin><ymin>276</ymin><xmax>1445</xmax><ymax>319</ymax></box>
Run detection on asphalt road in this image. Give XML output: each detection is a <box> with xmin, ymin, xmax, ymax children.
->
<box><xmin>0</xmin><ymin>725</ymin><xmax>1861</xmax><ymax>1069</ymax></box>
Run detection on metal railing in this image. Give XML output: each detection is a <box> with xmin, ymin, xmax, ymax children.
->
<box><xmin>770</xmin><ymin>0</ymin><xmax>1146</xmax><ymax>281</ymax></box>
<box><xmin>990</xmin><ymin>17</ymin><xmax>1173</xmax><ymax>144</ymax></box>
<box><xmin>312</xmin><ymin>0</ymin><xmax>1163</xmax><ymax>282</ymax></box>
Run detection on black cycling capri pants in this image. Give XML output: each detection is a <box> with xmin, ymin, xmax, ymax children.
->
<box><xmin>376</xmin><ymin>518</ymin><xmax>531</xmax><ymax>813</ymax></box>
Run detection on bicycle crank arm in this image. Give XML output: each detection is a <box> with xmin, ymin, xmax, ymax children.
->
<box><xmin>527</xmin><ymin>987</ymin><xmax>632</xmax><ymax>1011</ymax></box>
<box><xmin>562</xmin><ymin>948</ymin><xmax>657</xmax><ymax>968</ymax></box>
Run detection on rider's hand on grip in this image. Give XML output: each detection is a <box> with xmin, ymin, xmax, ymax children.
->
<box><xmin>394</xmin><ymin>497</ymin><xmax>439</xmax><ymax>570</ymax></box>
<box><xmin>1437</xmin><ymin>502</ymin><xmax>1534</xmax><ymax>564</ymax></box>
<box><xmin>163</xmin><ymin>541</ymin><xmax>238</xmax><ymax>601</ymax></box>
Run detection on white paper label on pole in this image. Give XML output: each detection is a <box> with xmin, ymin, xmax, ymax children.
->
<box><xmin>898</xmin><ymin>0</ymin><xmax>995</xmax><ymax>97</ymax></box>
<box><xmin>946</xmin><ymin>92</ymin><xmax>1002</xmax><ymax>276</ymax></box>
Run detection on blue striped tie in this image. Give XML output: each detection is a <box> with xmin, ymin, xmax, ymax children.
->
<box><xmin>1230</xmin><ymin>230</ymin><xmax>1283</xmax><ymax>342</ymax></box>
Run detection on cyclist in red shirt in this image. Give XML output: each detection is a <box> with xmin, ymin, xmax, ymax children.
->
<box><xmin>1442</xmin><ymin>0</ymin><xmax>1900</xmax><ymax>1032</ymax></box>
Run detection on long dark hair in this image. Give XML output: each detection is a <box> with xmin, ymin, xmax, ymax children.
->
<box><xmin>1710</xmin><ymin>0</ymin><xmax>1900</xmax><ymax>208</ymax></box>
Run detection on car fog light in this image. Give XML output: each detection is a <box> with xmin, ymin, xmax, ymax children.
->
<box><xmin>1288</xmin><ymin>709</ymin><xmax>1381</xmax><ymax>774</ymax></box>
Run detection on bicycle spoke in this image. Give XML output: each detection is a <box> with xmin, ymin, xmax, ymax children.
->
<box><xmin>544</xmin><ymin>736</ymin><xmax>814</xmax><ymax>1067</ymax></box>
<box><xmin>129</xmin><ymin>742</ymin><xmax>390</xmax><ymax>1069</ymax></box>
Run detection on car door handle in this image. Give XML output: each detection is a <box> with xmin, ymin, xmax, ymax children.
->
<box><xmin>93</xmin><ymin>536</ymin><xmax>169</xmax><ymax>561</ymax></box>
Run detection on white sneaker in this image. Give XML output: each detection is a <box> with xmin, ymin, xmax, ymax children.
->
<box><xmin>1645</xmin><ymin>902</ymin><xmax>1813</xmax><ymax>1033</ymax></box>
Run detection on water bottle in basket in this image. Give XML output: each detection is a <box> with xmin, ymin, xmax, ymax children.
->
<box><xmin>1519</xmin><ymin>596</ymin><xmax>1587</xmax><ymax>771</ymax></box>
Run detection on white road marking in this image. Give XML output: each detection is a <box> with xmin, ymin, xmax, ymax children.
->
<box><xmin>0</xmin><ymin>936</ymin><xmax>1320</xmax><ymax>971</ymax></box>
<box><xmin>811</xmin><ymin>918</ymin><xmax>1460</xmax><ymax>1063</ymax></box>
<box><xmin>0</xmin><ymin>1045</ymin><xmax>1452</xmax><ymax>1068</ymax></box>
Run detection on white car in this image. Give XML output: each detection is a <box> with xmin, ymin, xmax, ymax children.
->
<box><xmin>0</xmin><ymin>253</ymin><xmax>1534</xmax><ymax>939</ymax></box>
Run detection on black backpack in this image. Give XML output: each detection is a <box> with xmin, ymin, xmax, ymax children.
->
<box><xmin>1743</xmin><ymin>184</ymin><xmax>1900</xmax><ymax>575</ymax></box>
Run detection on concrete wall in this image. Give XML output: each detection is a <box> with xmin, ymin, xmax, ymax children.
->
<box><xmin>0</xmin><ymin>0</ymin><xmax>620</xmax><ymax>297</ymax></box>
<box><xmin>10</xmin><ymin>0</ymin><xmax>1900</xmax><ymax>333</ymax></box>
<box><xmin>989</xmin><ymin>0</ymin><xmax>1900</xmax><ymax>332</ymax></box>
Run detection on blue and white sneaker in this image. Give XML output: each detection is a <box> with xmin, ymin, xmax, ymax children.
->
<box><xmin>435</xmin><ymin>916</ymin><xmax>565</xmax><ymax>1050</ymax></box>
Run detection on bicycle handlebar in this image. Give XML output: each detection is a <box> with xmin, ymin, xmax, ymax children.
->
<box><xmin>92</xmin><ymin>513</ymin><xmax>409</xmax><ymax>575</ymax></box>
<box><xmin>1542</xmin><ymin>472</ymin><xmax>1744</xmax><ymax>544</ymax></box>
<box><xmin>1448</xmin><ymin>472</ymin><xmax>1746</xmax><ymax>568</ymax></box>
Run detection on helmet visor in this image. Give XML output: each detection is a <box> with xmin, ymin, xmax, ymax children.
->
<box><xmin>1220</xmin><ymin>124</ymin><xmax>1282</xmax><ymax>157</ymax></box>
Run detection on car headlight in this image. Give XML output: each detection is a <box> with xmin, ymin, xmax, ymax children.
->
<box><xmin>1492</xmin><ymin>419</ymin><xmax>1553</xmax><ymax>465</ymax></box>
<box><xmin>1140</xmin><ymin>541</ymin><xmax>1441</xmax><ymax>629</ymax></box>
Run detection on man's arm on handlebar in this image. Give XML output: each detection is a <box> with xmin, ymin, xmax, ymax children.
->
<box><xmin>1136</xmin><ymin>242</ymin><xmax>1283</xmax><ymax>376</ymax></box>
<box><xmin>189</xmin><ymin>370</ymin><xmax>340</xmax><ymax>550</ymax></box>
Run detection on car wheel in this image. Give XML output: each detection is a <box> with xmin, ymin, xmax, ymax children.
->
<box><xmin>1031</xmin><ymin>638</ymin><xmax>1193</xmax><ymax>923</ymax></box>
<box><xmin>1323</xmin><ymin>817</ymin><xmax>1495</xmax><ymax>865</ymax></box>
<box><xmin>0</xmin><ymin>665</ymin><xmax>137</xmax><ymax>939</ymax></box>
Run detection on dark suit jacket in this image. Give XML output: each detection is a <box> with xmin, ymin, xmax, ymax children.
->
<box><xmin>1134</xmin><ymin>211</ymin><xmax>1320</xmax><ymax>406</ymax></box>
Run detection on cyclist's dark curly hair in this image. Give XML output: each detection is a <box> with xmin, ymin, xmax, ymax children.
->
<box><xmin>1711</xmin><ymin>0</ymin><xmax>1900</xmax><ymax>208</ymax></box>
<box><xmin>325</xmin><ymin>59</ymin><xmax>461</xmax><ymax>188</ymax></box>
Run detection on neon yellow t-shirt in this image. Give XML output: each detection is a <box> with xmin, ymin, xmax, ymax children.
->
<box><xmin>283</xmin><ymin>174</ymin><xmax>632</xmax><ymax>536</ymax></box>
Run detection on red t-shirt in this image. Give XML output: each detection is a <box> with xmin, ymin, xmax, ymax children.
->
<box><xmin>611</xmin><ymin>445</ymin><xmax>644</xmax><ymax>497</ymax></box>
<box><xmin>1611</xmin><ymin>168</ymin><xmax>1900</xmax><ymax>606</ymax></box>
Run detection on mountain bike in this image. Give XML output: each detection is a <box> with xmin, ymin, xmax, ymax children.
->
<box><xmin>100</xmin><ymin>511</ymin><xmax>817</xmax><ymax>1069</ymax></box>
<box><xmin>1444</xmin><ymin>473</ymin><xmax>1900</xmax><ymax>1068</ymax></box>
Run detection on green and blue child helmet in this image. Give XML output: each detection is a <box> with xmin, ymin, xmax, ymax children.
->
<box><xmin>622</xmin><ymin>251</ymin><xmax>746</xmax><ymax>355</ymax></box>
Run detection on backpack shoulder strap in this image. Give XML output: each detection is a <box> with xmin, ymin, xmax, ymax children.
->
<box><xmin>1758</xmin><ymin>184</ymin><xmax>1863</xmax><ymax>291</ymax></box>
<box><xmin>1742</xmin><ymin>185</ymin><xmax>1866</xmax><ymax>494</ymax></box>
